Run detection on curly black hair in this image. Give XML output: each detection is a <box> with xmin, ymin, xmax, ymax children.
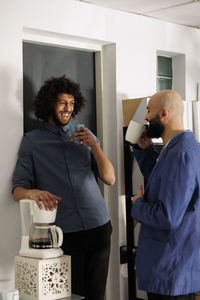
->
<box><xmin>34</xmin><ymin>75</ymin><xmax>86</xmax><ymax>121</ymax></box>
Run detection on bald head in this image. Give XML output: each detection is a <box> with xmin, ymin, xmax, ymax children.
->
<box><xmin>149</xmin><ymin>90</ymin><xmax>184</xmax><ymax>123</ymax></box>
<box><xmin>145</xmin><ymin>90</ymin><xmax>184</xmax><ymax>143</ymax></box>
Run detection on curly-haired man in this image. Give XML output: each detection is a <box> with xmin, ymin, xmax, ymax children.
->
<box><xmin>12</xmin><ymin>75</ymin><xmax>115</xmax><ymax>300</ymax></box>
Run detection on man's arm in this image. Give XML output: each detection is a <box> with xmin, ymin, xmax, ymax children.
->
<box><xmin>133</xmin><ymin>132</ymin><xmax>158</xmax><ymax>181</ymax></box>
<box><xmin>89</xmin><ymin>142</ymin><xmax>115</xmax><ymax>185</ymax></box>
<box><xmin>12</xmin><ymin>135</ymin><xmax>61</xmax><ymax>210</ymax></box>
<box><xmin>13</xmin><ymin>186</ymin><xmax>62</xmax><ymax>210</ymax></box>
<box><xmin>131</xmin><ymin>151</ymin><xmax>195</xmax><ymax>230</ymax></box>
<box><xmin>70</xmin><ymin>127</ymin><xmax>115</xmax><ymax>185</ymax></box>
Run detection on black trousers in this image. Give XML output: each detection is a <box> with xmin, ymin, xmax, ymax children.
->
<box><xmin>148</xmin><ymin>292</ymin><xmax>195</xmax><ymax>300</ymax></box>
<box><xmin>61</xmin><ymin>221</ymin><xmax>112</xmax><ymax>300</ymax></box>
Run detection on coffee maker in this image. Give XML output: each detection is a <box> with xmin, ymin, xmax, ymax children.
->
<box><xmin>15</xmin><ymin>199</ymin><xmax>72</xmax><ymax>300</ymax></box>
<box><xmin>19</xmin><ymin>199</ymin><xmax>63</xmax><ymax>259</ymax></box>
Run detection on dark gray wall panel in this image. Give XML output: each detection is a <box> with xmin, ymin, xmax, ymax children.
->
<box><xmin>23</xmin><ymin>42</ymin><xmax>96</xmax><ymax>133</ymax></box>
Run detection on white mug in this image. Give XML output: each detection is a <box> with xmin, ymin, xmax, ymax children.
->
<box><xmin>125</xmin><ymin>120</ymin><xmax>145</xmax><ymax>144</ymax></box>
<box><xmin>1</xmin><ymin>289</ymin><xmax>19</xmax><ymax>300</ymax></box>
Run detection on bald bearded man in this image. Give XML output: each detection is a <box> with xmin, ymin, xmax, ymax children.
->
<box><xmin>131</xmin><ymin>90</ymin><xmax>200</xmax><ymax>300</ymax></box>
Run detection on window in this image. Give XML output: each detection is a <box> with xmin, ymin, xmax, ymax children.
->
<box><xmin>157</xmin><ymin>56</ymin><xmax>172</xmax><ymax>91</ymax></box>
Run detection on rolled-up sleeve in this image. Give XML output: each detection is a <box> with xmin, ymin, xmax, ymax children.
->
<box><xmin>12</xmin><ymin>135</ymin><xmax>35</xmax><ymax>192</ymax></box>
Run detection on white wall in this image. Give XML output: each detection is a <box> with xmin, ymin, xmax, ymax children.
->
<box><xmin>1</xmin><ymin>0</ymin><xmax>200</xmax><ymax>299</ymax></box>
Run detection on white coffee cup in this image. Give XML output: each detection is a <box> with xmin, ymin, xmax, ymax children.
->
<box><xmin>125</xmin><ymin>120</ymin><xmax>145</xmax><ymax>144</ymax></box>
<box><xmin>1</xmin><ymin>289</ymin><xmax>19</xmax><ymax>300</ymax></box>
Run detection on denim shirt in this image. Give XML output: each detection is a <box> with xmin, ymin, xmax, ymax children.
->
<box><xmin>12</xmin><ymin>122</ymin><xmax>110</xmax><ymax>233</ymax></box>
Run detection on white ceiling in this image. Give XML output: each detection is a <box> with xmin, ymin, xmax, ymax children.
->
<box><xmin>77</xmin><ymin>0</ymin><xmax>200</xmax><ymax>29</ymax></box>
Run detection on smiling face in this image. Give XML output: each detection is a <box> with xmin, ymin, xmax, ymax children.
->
<box><xmin>49</xmin><ymin>93</ymin><xmax>75</xmax><ymax>126</ymax></box>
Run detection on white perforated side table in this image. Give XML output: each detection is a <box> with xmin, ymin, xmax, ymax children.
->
<box><xmin>60</xmin><ymin>296</ymin><xmax>84</xmax><ymax>299</ymax></box>
<box><xmin>19</xmin><ymin>296</ymin><xmax>84</xmax><ymax>300</ymax></box>
<box><xmin>15</xmin><ymin>255</ymin><xmax>71</xmax><ymax>300</ymax></box>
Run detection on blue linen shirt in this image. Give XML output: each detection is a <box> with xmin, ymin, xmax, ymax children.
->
<box><xmin>131</xmin><ymin>131</ymin><xmax>200</xmax><ymax>295</ymax></box>
<box><xmin>12</xmin><ymin>122</ymin><xmax>110</xmax><ymax>233</ymax></box>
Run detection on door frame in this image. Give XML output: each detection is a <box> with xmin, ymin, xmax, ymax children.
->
<box><xmin>23</xmin><ymin>27</ymin><xmax>119</xmax><ymax>300</ymax></box>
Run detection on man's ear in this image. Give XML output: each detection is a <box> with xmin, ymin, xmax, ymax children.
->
<box><xmin>160</xmin><ymin>108</ymin><xmax>169</xmax><ymax>121</ymax></box>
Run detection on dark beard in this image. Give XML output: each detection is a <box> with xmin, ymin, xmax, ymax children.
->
<box><xmin>146</xmin><ymin>115</ymin><xmax>165</xmax><ymax>138</ymax></box>
<box><xmin>52</xmin><ymin>109</ymin><xmax>71</xmax><ymax>126</ymax></box>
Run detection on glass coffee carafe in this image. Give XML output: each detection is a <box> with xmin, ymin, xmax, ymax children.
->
<box><xmin>30</xmin><ymin>223</ymin><xmax>63</xmax><ymax>249</ymax></box>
